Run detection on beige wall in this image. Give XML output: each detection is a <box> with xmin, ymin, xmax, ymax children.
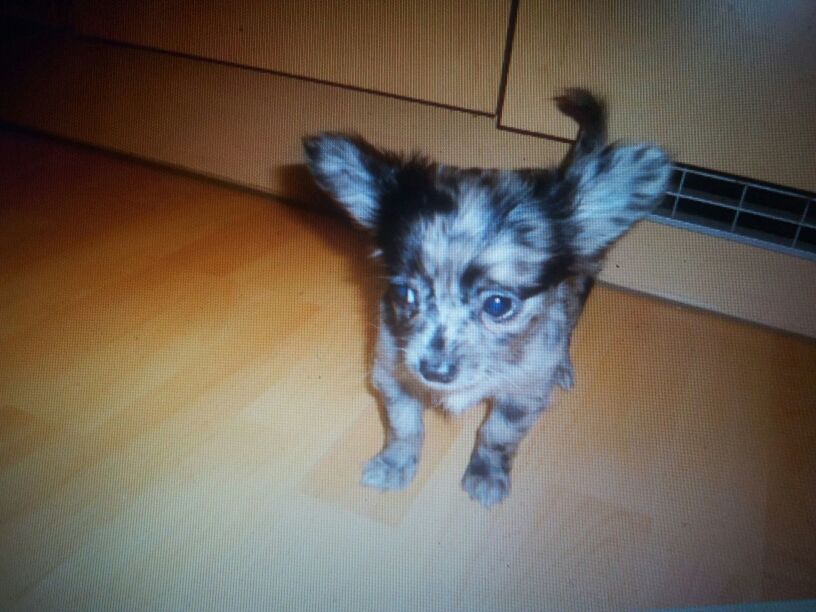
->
<box><xmin>502</xmin><ymin>0</ymin><xmax>816</xmax><ymax>192</ymax></box>
<box><xmin>73</xmin><ymin>0</ymin><xmax>512</xmax><ymax>114</ymax></box>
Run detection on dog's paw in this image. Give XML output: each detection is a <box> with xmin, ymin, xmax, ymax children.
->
<box><xmin>461</xmin><ymin>455</ymin><xmax>511</xmax><ymax>507</ymax></box>
<box><xmin>361</xmin><ymin>448</ymin><xmax>418</xmax><ymax>491</ymax></box>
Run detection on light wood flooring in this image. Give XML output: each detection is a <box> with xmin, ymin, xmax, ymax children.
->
<box><xmin>1</xmin><ymin>130</ymin><xmax>815</xmax><ymax>610</ymax></box>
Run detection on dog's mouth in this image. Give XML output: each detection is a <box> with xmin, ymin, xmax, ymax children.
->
<box><xmin>419</xmin><ymin>378</ymin><xmax>467</xmax><ymax>393</ymax></box>
<box><xmin>409</xmin><ymin>364</ymin><xmax>480</xmax><ymax>395</ymax></box>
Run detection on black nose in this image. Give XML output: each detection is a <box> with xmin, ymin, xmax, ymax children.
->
<box><xmin>419</xmin><ymin>359</ymin><xmax>457</xmax><ymax>384</ymax></box>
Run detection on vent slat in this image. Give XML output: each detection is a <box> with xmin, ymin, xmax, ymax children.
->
<box><xmin>649</xmin><ymin>165</ymin><xmax>816</xmax><ymax>262</ymax></box>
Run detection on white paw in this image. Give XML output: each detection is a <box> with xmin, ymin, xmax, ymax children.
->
<box><xmin>461</xmin><ymin>460</ymin><xmax>511</xmax><ymax>507</ymax></box>
<box><xmin>361</xmin><ymin>450</ymin><xmax>417</xmax><ymax>490</ymax></box>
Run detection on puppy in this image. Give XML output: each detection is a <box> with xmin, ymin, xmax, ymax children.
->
<box><xmin>303</xmin><ymin>90</ymin><xmax>671</xmax><ymax>506</ymax></box>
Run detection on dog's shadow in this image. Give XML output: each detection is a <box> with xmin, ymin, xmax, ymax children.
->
<box><xmin>274</xmin><ymin>163</ymin><xmax>388</xmax><ymax>431</ymax></box>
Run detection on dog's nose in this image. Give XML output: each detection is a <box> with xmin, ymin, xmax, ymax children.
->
<box><xmin>419</xmin><ymin>359</ymin><xmax>457</xmax><ymax>384</ymax></box>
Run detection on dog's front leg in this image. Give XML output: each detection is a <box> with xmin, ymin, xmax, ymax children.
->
<box><xmin>361</xmin><ymin>369</ymin><xmax>425</xmax><ymax>491</ymax></box>
<box><xmin>462</xmin><ymin>397</ymin><xmax>546</xmax><ymax>507</ymax></box>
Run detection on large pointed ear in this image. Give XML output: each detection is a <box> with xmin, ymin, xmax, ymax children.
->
<box><xmin>568</xmin><ymin>143</ymin><xmax>672</xmax><ymax>257</ymax></box>
<box><xmin>303</xmin><ymin>133</ymin><xmax>398</xmax><ymax>230</ymax></box>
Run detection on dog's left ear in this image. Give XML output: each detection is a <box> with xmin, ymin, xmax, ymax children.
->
<box><xmin>303</xmin><ymin>133</ymin><xmax>398</xmax><ymax>230</ymax></box>
<box><xmin>568</xmin><ymin>143</ymin><xmax>672</xmax><ymax>257</ymax></box>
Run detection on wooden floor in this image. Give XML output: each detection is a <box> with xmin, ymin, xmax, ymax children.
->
<box><xmin>1</xmin><ymin>130</ymin><xmax>815</xmax><ymax>611</ymax></box>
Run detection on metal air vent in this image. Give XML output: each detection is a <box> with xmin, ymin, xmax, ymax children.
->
<box><xmin>652</xmin><ymin>166</ymin><xmax>816</xmax><ymax>261</ymax></box>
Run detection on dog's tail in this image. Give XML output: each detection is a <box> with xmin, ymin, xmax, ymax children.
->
<box><xmin>555</xmin><ymin>88</ymin><xmax>607</xmax><ymax>163</ymax></box>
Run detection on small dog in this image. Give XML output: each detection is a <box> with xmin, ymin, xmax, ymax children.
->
<box><xmin>303</xmin><ymin>90</ymin><xmax>671</xmax><ymax>506</ymax></box>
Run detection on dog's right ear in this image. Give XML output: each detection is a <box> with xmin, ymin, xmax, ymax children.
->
<box><xmin>303</xmin><ymin>133</ymin><xmax>398</xmax><ymax>230</ymax></box>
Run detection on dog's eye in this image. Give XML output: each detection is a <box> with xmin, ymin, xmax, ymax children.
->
<box><xmin>391</xmin><ymin>284</ymin><xmax>417</xmax><ymax>307</ymax></box>
<box><xmin>482</xmin><ymin>294</ymin><xmax>517</xmax><ymax>320</ymax></box>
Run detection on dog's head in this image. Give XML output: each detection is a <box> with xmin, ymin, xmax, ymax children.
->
<box><xmin>303</xmin><ymin>91</ymin><xmax>671</xmax><ymax>393</ymax></box>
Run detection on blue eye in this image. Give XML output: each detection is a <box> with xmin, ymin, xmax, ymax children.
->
<box><xmin>392</xmin><ymin>284</ymin><xmax>417</xmax><ymax>307</ymax></box>
<box><xmin>483</xmin><ymin>294</ymin><xmax>516</xmax><ymax>319</ymax></box>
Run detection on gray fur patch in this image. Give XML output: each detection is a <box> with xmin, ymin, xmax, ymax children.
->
<box><xmin>498</xmin><ymin>402</ymin><xmax>527</xmax><ymax>423</ymax></box>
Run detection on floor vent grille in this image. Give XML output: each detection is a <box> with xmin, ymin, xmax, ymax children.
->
<box><xmin>652</xmin><ymin>165</ymin><xmax>816</xmax><ymax>261</ymax></box>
